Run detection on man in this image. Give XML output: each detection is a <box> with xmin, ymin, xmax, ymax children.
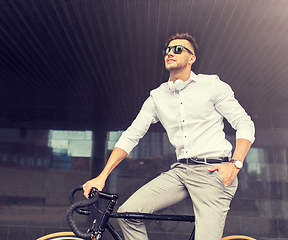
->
<box><xmin>83</xmin><ymin>33</ymin><xmax>255</xmax><ymax>240</ymax></box>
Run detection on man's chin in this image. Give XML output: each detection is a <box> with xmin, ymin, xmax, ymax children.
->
<box><xmin>166</xmin><ymin>66</ymin><xmax>179</xmax><ymax>72</ymax></box>
<box><xmin>165</xmin><ymin>64</ymin><xmax>177</xmax><ymax>71</ymax></box>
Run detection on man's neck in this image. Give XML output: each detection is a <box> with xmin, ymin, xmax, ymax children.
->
<box><xmin>169</xmin><ymin>69</ymin><xmax>191</xmax><ymax>82</ymax></box>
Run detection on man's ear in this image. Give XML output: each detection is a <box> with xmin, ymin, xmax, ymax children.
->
<box><xmin>189</xmin><ymin>55</ymin><xmax>196</xmax><ymax>66</ymax></box>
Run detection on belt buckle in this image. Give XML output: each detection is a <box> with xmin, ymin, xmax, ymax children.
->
<box><xmin>191</xmin><ymin>157</ymin><xmax>207</xmax><ymax>164</ymax></box>
<box><xmin>188</xmin><ymin>157</ymin><xmax>194</xmax><ymax>164</ymax></box>
<box><xmin>189</xmin><ymin>157</ymin><xmax>200</xmax><ymax>164</ymax></box>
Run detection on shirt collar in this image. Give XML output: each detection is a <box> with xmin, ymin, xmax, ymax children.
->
<box><xmin>183</xmin><ymin>71</ymin><xmax>199</xmax><ymax>86</ymax></box>
<box><xmin>188</xmin><ymin>71</ymin><xmax>199</xmax><ymax>82</ymax></box>
<box><xmin>168</xmin><ymin>72</ymin><xmax>199</xmax><ymax>91</ymax></box>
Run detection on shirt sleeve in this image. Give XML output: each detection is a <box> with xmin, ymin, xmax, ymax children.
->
<box><xmin>115</xmin><ymin>96</ymin><xmax>159</xmax><ymax>154</ymax></box>
<box><xmin>213</xmin><ymin>76</ymin><xmax>255</xmax><ymax>143</ymax></box>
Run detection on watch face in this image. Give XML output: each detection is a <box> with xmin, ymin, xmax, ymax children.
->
<box><xmin>231</xmin><ymin>159</ymin><xmax>243</xmax><ymax>168</ymax></box>
<box><xmin>235</xmin><ymin>160</ymin><xmax>243</xmax><ymax>168</ymax></box>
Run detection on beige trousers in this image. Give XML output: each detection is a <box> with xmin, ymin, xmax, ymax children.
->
<box><xmin>117</xmin><ymin>162</ymin><xmax>238</xmax><ymax>240</ymax></box>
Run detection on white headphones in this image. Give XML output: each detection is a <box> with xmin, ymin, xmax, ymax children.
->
<box><xmin>168</xmin><ymin>79</ymin><xmax>185</xmax><ymax>91</ymax></box>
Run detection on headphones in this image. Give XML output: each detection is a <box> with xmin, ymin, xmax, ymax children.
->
<box><xmin>168</xmin><ymin>79</ymin><xmax>185</xmax><ymax>91</ymax></box>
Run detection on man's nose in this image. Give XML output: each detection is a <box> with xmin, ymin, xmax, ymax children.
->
<box><xmin>167</xmin><ymin>48</ymin><xmax>174</xmax><ymax>56</ymax></box>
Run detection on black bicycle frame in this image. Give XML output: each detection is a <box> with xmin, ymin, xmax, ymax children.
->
<box><xmin>109</xmin><ymin>213</ymin><xmax>195</xmax><ymax>240</ymax></box>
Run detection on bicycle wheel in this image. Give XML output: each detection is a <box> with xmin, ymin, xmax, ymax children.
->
<box><xmin>36</xmin><ymin>231</ymin><xmax>85</xmax><ymax>240</ymax></box>
<box><xmin>222</xmin><ymin>235</ymin><xmax>256</xmax><ymax>240</ymax></box>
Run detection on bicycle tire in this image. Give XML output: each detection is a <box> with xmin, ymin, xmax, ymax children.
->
<box><xmin>222</xmin><ymin>235</ymin><xmax>256</xmax><ymax>240</ymax></box>
<box><xmin>36</xmin><ymin>231</ymin><xmax>85</xmax><ymax>240</ymax></box>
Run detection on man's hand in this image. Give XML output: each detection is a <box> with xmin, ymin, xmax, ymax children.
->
<box><xmin>207</xmin><ymin>163</ymin><xmax>240</xmax><ymax>187</ymax></box>
<box><xmin>83</xmin><ymin>177</ymin><xmax>105</xmax><ymax>199</ymax></box>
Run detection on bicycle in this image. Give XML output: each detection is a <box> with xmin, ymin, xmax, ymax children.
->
<box><xmin>37</xmin><ymin>185</ymin><xmax>257</xmax><ymax>240</ymax></box>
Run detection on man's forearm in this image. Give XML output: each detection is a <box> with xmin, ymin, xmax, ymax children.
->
<box><xmin>231</xmin><ymin>138</ymin><xmax>252</xmax><ymax>162</ymax></box>
<box><xmin>99</xmin><ymin>147</ymin><xmax>128</xmax><ymax>179</ymax></box>
<box><xmin>83</xmin><ymin>147</ymin><xmax>127</xmax><ymax>198</ymax></box>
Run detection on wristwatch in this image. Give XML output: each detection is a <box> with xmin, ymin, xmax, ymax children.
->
<box><xmin>229</xmin><ymin>159</ymin><xmax>243</xmax><ymax>169</ymax></box>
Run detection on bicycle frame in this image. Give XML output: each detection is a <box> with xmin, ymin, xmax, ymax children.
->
<box><xmin>67</xmin><ymin>186</ymin><xmax>195</xmax><ymax>240</ymax></box>
<box><xmin>106</xmin><ymin>212</ymin><xmax>195</xmax><ymax>240</ymax></box>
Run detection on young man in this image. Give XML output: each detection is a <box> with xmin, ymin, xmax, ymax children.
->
<box><xmin>83</xmin><ymin>33</ymin><xmax>255</xmax><ymax>240</ymax></box>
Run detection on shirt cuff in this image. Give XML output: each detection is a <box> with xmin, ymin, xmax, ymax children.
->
<box><xmin>236</xmin><ymin>129</ymin><xmax>255</xmax><ymax>144</ymax></box>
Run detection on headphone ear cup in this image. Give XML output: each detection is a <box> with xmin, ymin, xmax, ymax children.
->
<box><xmin>174</xmin><ymin>79</ymin><xmax>185</xmax><ymax>91</ymax></box>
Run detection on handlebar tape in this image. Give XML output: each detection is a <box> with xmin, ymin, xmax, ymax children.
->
<box><xmin>66</xmin><ymin>194</ymin><xmax>99</xmax><ymax>239</ymax></box>
<box><xmin>68</xmin><ymin>185</ymin><xmax>91</xmax><ymax>215</ymax></box>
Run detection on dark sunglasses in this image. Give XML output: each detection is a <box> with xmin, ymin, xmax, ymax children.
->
<box><xmin>163</xmin><ymin>45</ymin><xmax>194</xmax><ymax>56</ymax></box>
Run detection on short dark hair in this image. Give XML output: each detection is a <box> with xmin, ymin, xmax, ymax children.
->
<box><xmin>165</xmin><ymin>33</ymin><xmax>198</xmax><ymax>56</ymax></box>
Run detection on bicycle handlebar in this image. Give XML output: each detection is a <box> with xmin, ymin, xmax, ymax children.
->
<box><xmin>66</xmin><ymin>185</ymin><xmax>119</xmax><ymax>239</ymax></box>
<box><xmin>67</xmin><ymin>186</ymin><xmax>99</xmax><ymax>239</ymax></box>
<box><xmin>68</xmin><ymin>185</ymin><xmax>91</xmax><ymax>215</ymax></box>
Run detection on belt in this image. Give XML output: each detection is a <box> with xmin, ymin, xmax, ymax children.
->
<box><xmin>178</xmin><ymin>157</ymin><xmax>229</xmax><ymax>165</ymax></box>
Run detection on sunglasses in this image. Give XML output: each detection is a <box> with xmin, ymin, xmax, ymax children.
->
<box><xmin>163</xmin><ymin>45</ymin><xmax>194</xmax><ymax>56</ymax></box>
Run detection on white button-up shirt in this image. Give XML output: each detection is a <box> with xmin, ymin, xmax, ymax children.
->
<box><xmin>115</xmin><ymin>71</ymin><xmax>255</xmax><ymax>159</ymax></box>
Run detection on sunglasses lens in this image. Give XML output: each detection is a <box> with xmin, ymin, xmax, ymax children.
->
<box><xmin>163</xmin><ymin>45</ymin><xmax>185</xmax><ymax>55</ymax></box>
<box><xmin>164</xmin><ymin>47</ymin><xmax>170</xmax><ymax>55</ymax></box>
<box><xmin>174</xmin><ymin>46</ymin><xmax>183</xmax><ymax>54</ymax></box>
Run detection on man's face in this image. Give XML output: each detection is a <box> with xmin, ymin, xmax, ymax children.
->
<box><xmin>164</xmin><ymin>39</ymin><xmax>195</xmax><ymax>72</ymax></box>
